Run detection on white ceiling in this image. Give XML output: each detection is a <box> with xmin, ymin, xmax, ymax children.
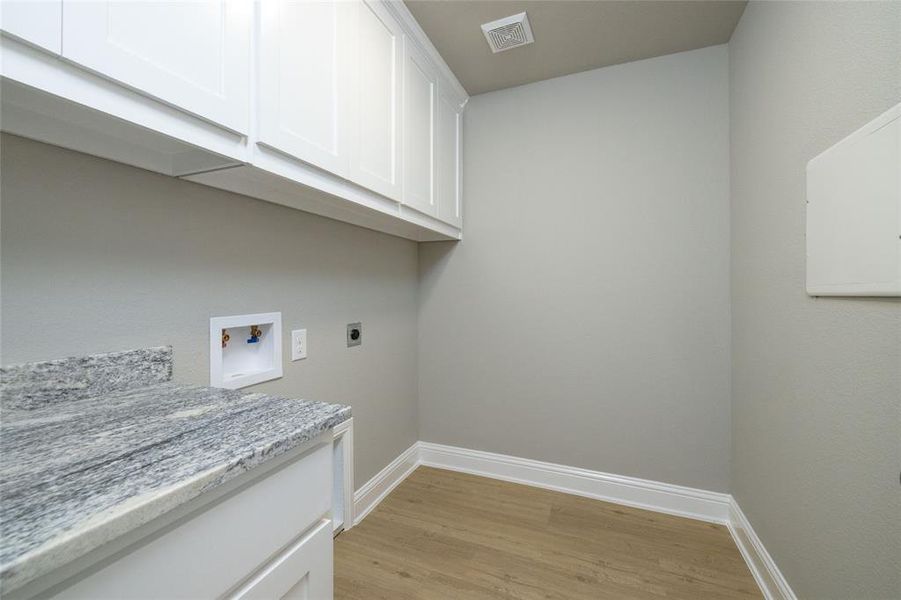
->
<box><xmin>405</xmin><ymin>0</ymin><xmax>747</xmax><ymax>95</ymax></box>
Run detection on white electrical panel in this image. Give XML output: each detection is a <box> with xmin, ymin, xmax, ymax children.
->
<box><xmin>210</xmin><ymin>312</ymin><xmax>283</xmax><ymax>389</ymax></box>
<box><xmin>806</xmin><ymin>102</ymin><xmax>901</xmax><ymax>296</ymax></box>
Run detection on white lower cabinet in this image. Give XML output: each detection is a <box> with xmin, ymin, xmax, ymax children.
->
<box><xmin>230</xmin><ymin>519</ymin><xmax>333</xmax><ymax>600</ymax></box>
<box><xmin>50</xmin><ymin>442</ymin><xmax>334</xmax><ymax>600</ymax></box>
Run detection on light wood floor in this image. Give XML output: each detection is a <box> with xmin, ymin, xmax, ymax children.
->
<box><xmin>335</xmin><ymin>467</ymin><xmax>762</xmax><ymax>600</ymax></box>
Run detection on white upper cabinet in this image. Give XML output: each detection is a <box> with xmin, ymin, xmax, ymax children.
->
<box><xmin>60</xmin><ymin>0</ymin><xmax>251</xmax><ymax>134</ymax></box>
<box><xmin>402</xmin><ymin>37</ymin><xmax>437</xmax><ymax>216</ymax></box>
<box><xmin>258</xmin><ymin>0</ymin><xmax>353</xmax><ymax>176</ymax></box>
<box><xmin>0</xmin><ymin>0</ymin><xmax>62</xmax><ymax>54</ymax></box>
<box><xmin>436</xmin><ymin>85</ymin><xmax>463</xmax><ymax>228</ymax></box>
<box><xmin>1</xmin><ymin>0</ymin><xmax>467</xmax><ymax>240</ymax></box>
<box><xmin>347</xmin><ymin>0</ymin><xmax>402</xmax><ymax>201</ymax></box>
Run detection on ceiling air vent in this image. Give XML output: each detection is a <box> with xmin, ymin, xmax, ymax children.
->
<box><xmin>481</xmin><ymin>12</ymin><xmax>534</xmax><ymax>54</ymax></box>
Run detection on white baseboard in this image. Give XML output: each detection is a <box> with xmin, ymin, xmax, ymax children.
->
<box><xmin>727</xmin><ymin>499</ymin><xmax>797</xmax><ymax>600</ymax></box>
<box><xmin>419</xmin><ymin>442</ymin><xmax>731</xmax><ymax>524</ymax></box>
<box><xmin>352</xmin><ymin>441</ymin><xmax>418</xmax><ymax>525</ymax></box>
<box><xmin>352</xmin><ymin>441</ymin><xmax>795</xmax><ymax>600</ymax></box>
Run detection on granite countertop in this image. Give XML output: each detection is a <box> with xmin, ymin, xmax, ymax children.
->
<box><xmin>0</xmin><ymin>347</ymin><xmax>351</xmax><ymax>593</ymax></box>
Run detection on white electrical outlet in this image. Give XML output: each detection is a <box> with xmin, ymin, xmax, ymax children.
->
<box><xmin>291</xmin><ymin>329</ymin><xmax>307</xmax><ymax>361</ymax></box>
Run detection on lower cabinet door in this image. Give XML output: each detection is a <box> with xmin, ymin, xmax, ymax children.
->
<box><xmin>230</xmin><ymin>519</ymin><xmax>333</xmax><ymax>600</ymax></box>
<box><xmin>50</xmin><ymin>443</ymin><xmax>332</xmax><ymax>599</ymax></box>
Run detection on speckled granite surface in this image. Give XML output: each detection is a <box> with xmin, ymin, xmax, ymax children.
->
<box><xmin>0</xmin><ymin>347</ymin><xmax>172</xmax><ymax>410</ymax></box>
<box><xmin>0</xmin><ymin>349</ymin><xmax>350</xmax><ymax>593</ymax></box>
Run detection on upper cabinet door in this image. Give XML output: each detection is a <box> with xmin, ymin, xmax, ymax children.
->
<box><xmin>347</xmin><ymin>0</ymin><xmax>402</xmax><ymax>201</ymax></box>
<box><xmin>436</xmin><ymin>87</ymin><xmax>463</xmax><ymax>228</ymax></box>
<box><xmin>1</xmin><ymin>0</ymin><xmax>62</xmax><ymax>54</ymax></box>
<box><xmin>401</xmin><ymin>36</ymin><xmax>436</xmax><ymax>216</ymax></box>
<box><xmin>258</xmin><ymin>0</ymin><xmax>353</xmax><ymax>177</ymax></box>
<box><xmin>60</xmin><ymin>0</ymin><xmax>250</xmax><ymax>134</ymax></box>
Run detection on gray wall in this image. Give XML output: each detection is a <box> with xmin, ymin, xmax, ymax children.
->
<box><xmin>729</xmin><ymin>2</ymin><xmax>900</xmax><ymax>598</ymax></box>
<box><xmin>0</xmin><ymin>134</ymin><xmax>420</xmax><ymax>486</ymax></box>
<box><xmin>419</xmin><ymin>46</ymin><xmax>732</xmax><ymax>492</ymax></box>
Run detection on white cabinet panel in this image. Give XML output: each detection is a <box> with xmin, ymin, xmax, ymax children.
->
<box><xmin>402</xmin><ymin>37</ymin><xmax>436</xmax><ymax>216</ymax></box>
<box><xmin>2</xmin><ymin>0</ymin><xmax>467</xmax><ymax>240</ymax></box>
<box><xmin>436</xmin><ymin>87</ymin><xmax>462</xmax><ymax>228</ymax></box>
<box><xmin>258</xmin><ymin>0</ymin><xmax>353</xmax><ymax>176</ymax></box>
<box><xmin>60</xmin><ymin>0</ymin><xmax>250</xmax><ymax>134</ymax></box>
<box><xmin>806</xmin><ymin>102</ymin><xmax>901</xmax><ymax>296</ymax></box>
<box><xmin>229</xmin><ymin>519</ymin><xmax>333</xmax><ymax>600</ymax></box>
<box><xmin>52</xmin><ymin>442</ymin><xmax>332</xmax><ymax>600</ymax></box>
<box><xmin>348</xmin><ymin>0</ymin><xmax>402</xmax><ymax>200</ymax></box>
<box><xmin>0</xmin><ymin>0</ymin><xmax>61</xmax><ymax>54</ymax></box>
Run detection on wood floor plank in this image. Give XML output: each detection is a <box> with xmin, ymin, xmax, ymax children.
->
<box><xmin>335</xmin><ymin>467</ymin><xmax>762</xmax><ymax>599</ymax></box>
